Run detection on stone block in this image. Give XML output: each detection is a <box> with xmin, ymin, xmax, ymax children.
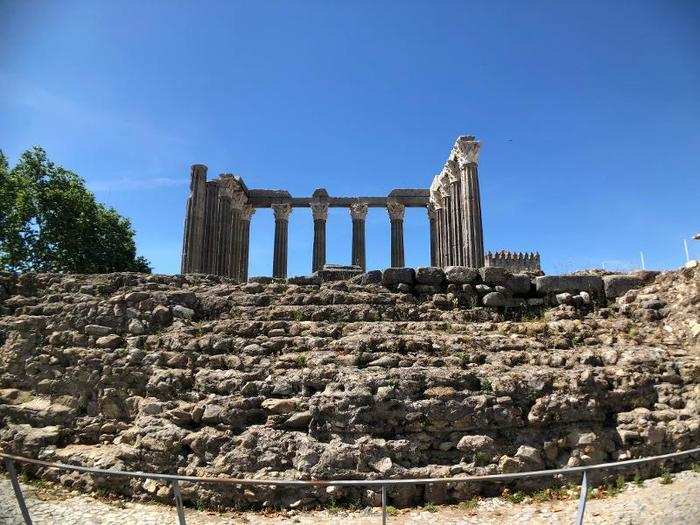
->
<box><xmin>505</xmin><ymin>274</ymin><xmax>532</xmax><ymax>296</ymax></box>
<box><xmin>361</xmin><ymin>270</ymin><xmax>382</xmax><ymax>285</ymax></box>
<box><xmin>534</xmin><ymin>275</ymin><xmax>604</xmax><ymax>299</ymax></box>
<box><xmin>382</xmin><ymin>267</ymin><xmax>415</xmax><ymax>287</ymax></box>
<box><xmin>286</xmin><ymin>275</ymin><xmax>321</xmax><ymax>286</ymax></box>
<box><xmin>415</xmin><ymin>267</ymin><xmax>445</xmax><ymax>286</ymax></box>
<box><xmin>248</xmin><ymin>276</ymin><xmax>274</xmax><ymax>284</ymax></box>
<box><xmin>480</xmin><ymin>267</ymin><xmax>510</xmax><ymax>286</ymax></box>
<box><xmin>444</xmin><ymin>266</ymin><xmax>480</xmax><ymax>284</ymax></box>
<box><xmin>482</xmin><ymin>291</ymin><xmax>506</xmax><ymax>307</ymax></box>
<box><xmin>602</xmin><ymin>275</ymin><xmax>644</xmax><ymax>300</ymax></box>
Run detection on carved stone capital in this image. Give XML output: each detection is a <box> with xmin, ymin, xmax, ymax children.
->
<box><xmin>454</xmin><ymin>135</ymin><xmax>480</xmax><ymax>167</ymax></box>
<box><xmin>310</xmin><ymin>201</ymin><xmax>329</xmax><ymax>221</ymax></box>
<box><xmin>272</xmin><ymin>203</ymin><xmax>292</xmax><ymax>221</ymax></box>
<box><xmin>230</xmin><ymin>191</ymin><xmax>247</xmax><ymax>211</ymax></box>
<box><xmin>438</xmin><ymin>173</ymin><xmax>451</xmax><ymax>198</ymax></box>
<box><xmin>218</xmin><ymin>173</ymin><xmax>244</xmax><ymax>197</ymax></box>
<box><xmin>386</xmin><ymin>199</ymin><xmax>405</xmax><ymax>221</ymax></box>
<box><xmin>445</xmin><ymin>158</ymin><xmax>461</xmax><ymax>184</ymax></box>
<box><xmin>429</xmin><ymin>187</ymin><xmax>443</xmax><ymax>209</ymax></box>
<box><xmin>349</xmin><ymin>201</ymin><xmax>368</xmax><ymax>221</ymax></box>
<box><xmin>241</xmin><ymin>204</ymin><xmax>256</xmax><ymax>221</ymax></box>
<box><xmin>427</xmin><ymin>203</ymin><xmax>437</xmax><ymax>219</ymax></box>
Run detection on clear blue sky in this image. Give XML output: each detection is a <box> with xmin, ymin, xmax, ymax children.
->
<box><xmin>1</xmin><ymin>1</ymin><xmax>698</xmax><ymax>276</ymax></box>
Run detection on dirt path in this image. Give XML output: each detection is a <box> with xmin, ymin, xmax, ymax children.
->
<box><xmin>1</xmin><ymin>470</ymin><xmax>699</xmax><ymax>524</ymax></box>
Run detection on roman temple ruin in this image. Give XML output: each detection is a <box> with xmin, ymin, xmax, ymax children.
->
<box><xmin>181</xmin><ymin>135</ymin><xmax>540</xmax><ymax>279</ymax></box>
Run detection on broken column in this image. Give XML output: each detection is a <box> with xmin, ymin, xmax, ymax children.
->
<box><xmin>181</xmin><ymin>164</ymin><xmax>207</xmax><ymax>273</ymax></box>
<box><xmin>350</xmin><ymin>201</ymin><xmax>368</xmax><ymax>271</ymax></box>
<box><xmin>386</xmin><ymin>199</ymin><xmax>405</xmax><ymax>267</ymax></box>
<box><xmin>272</xmin><ymin>203</ymin><xmax>292</xmax><ymax>278</ymax></box>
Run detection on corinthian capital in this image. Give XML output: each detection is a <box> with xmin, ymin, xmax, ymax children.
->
<box><xmin>310</xmin><ymin>201</ymin><xmax>328</xmax><ymax>221</ymax></box>
<box><xmin>454</xmin><ymin>135</ymin><xmax>481</xmax><ymax>167</ymax></box>
<box><xmin>349</xmin><ymin>201</ymin><xmax>368</xmax><ymax>220</ymax></box>
<box><xmin>272</xmin><ymin>203</ymin><xmax>292</xmax><ymax>221</ymax></box>
<box><xmin>386</xmin><ymin>199</ymin><xmax>405</xmax><ymax>221</ymax></box>
<box><xmin>426</xmin><ymin>203</ymin><xmax>437</xmax><ymax>219</ymax></box>
<box><xmin>241</xmin><ymin>204</ymin><xmax>256</xmax><ymax>221</ymax></box>
<box><xmin>444</xmin><ymin>158</ymin><xmax>461</xmax><ymax>183</ymax></box>
<box><xmin>218</xmin><ymin>173</ymin><xmax>243</xmax><ymax>197</ymax></box>
<box><xmin>230</xmin><ymin>191</ymin><xmax>247</xmax><ymax>211</ymax></box>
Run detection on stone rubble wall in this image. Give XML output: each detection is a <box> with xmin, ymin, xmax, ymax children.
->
<box><xmin>0</xmin><ymin>266</ymin><xmax>697</xmax><ymax>509</ymax></box>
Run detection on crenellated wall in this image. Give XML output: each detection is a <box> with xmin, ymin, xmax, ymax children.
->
<box><xmin>485</xmin><ymin>250</ymin><xmax>541</xmax><ymax>272</ymax></box>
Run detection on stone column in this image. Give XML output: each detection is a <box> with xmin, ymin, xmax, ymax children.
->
<box><xmin>238</xmin><ymin>204</ymin><xmax>255</xmax><ymax>282</ymax></box>
<box><xmin>310</xmin><ymin>201</ymin><xmax>328</xmax><ymax>272</ymax></box>
<box><xmin>455</xmin><ymin>136</ymin><xmax>484</xmax><ymax>267</ymax></box>
<box><xmin>427</xmin><ymin>204</ymin><xmax>437</xmax><ymax>267</ymax></box>
<box><xmin>181</xmin><ymin>164</ymin><xmax>207</xmax><ymax>273</ymax></box>
<box><xmin>201</xmin><ymin>182</ymin><xmax>219</xmax><ymax>274</ymax></box>
<box><xmin>439</xmin><ymin>177</ymin><xmax>452</xmax><ymax>266</ymax></box>
<box><xmin>386</xmin><ymin>199</ymin><xmax>405</xmax><ymax>267</ymax></box>
<box><xmin>214</xmin><ymin>194</ymin><xmax>232</xmax><ymax>276</ymax></box>
<box><xmin>349</xmin><ymin>201</ymin><xmax>368</xmax><ymax>270</ymax></box>
<box><xmin>446</xmin><ymin>159</ymin><xmax>464</xmax><ymax>266</ymax></box>
<box><xmin>272</xmin><ymin>203</ymin><xmax>292</xmax><ymax>278</ymax></box>
<box><xmin>229</xmin><ymin>192</ymin><xmax>246</xmax><ymax>279</ymax></box>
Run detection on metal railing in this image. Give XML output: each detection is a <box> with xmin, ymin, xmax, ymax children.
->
<box><xmin>1</xmin><ymin>447</ymin><xmax>698</xmax><ymax>525</ymax></box>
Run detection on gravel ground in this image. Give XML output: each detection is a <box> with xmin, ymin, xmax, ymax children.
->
<box><xmin>0</xmin><ymin>470</ymin><xmax>698</xmax><ymax>524</ymax></box>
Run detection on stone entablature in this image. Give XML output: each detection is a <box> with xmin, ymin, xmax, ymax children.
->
<box><xmin>485</xmin><ymin>251</ymin><xmax>541</xmax><ymax>272</ymax></box>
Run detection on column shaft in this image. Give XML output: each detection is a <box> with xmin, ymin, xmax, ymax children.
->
<box><xmin>201</xmin><ymin>183</ymin><xmax>219</xmax><ymax>274</ymax></box>
<box><xmin>239</xmin><ymin>219</ymin><xmax>251</xmax><ymax>281</ymax></box>
<box><xmin>181</xmin><ymin>165</ymin><xmax>207</xmax><ymax>273</ymax></box>
<box><xmin>312</xmin><ymin>219</ymin><xmax>327</xmax><ymax>272</ymax></box>
<box><xmin>390</xmin><ymin>219</ymin><xmax>404</xmax><ymax>267</ymax></box>
<box><xmin>428</xmin><ymin>216</ymin><xmax>440</xmax><ymax>266</ymax></box>
<box><xmin>214</xmin><ymin>196</ymin><xmax>232</xmax><ymax>276</ymax></box>
<box><xmin>229</xmin><ymin>208</ymin><xmax>242</xmax><ymax>278</ymax></box>
<box><xmin>273</xmin><ymin>219</ymin><xmax>289</xmax><ymax>278</ymax></box>
<box><xmin>272</xmin><ymin>204</ymin><xmax>292</xmax><ymax>278</ymax></box>
<box><xmin>352</xmin><ymin>219</ymin><xmax>366</xmax><ymax>270</ymax></box>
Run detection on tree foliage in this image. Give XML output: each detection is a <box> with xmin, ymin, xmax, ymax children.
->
<box><xmin>0</xmin><ymin>147</ymin><xmax>151</xmax><ymax>274</ymax></box>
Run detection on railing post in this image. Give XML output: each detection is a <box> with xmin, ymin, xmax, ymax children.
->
<box><xmin>4</xmin><ymin>458</ymin><xmax>33</xmax><ymax>525</ymax></box>
<box><xmin>381</xmin><ymin>484</ymin><xmax>387</xmax><ymax>525</ymax></box>
<box><xmin>171</xmin><ymin>479</ymin><xmax>187</xmax><ymax>525</ymax></box>
<box><xmin>576</xmin><ymin>470</ymin><xmax>588</xmax><ymax>525</ymax></box>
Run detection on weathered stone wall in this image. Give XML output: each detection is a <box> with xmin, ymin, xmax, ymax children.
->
<box><xmin>0</xmin><ymin>266</ymin><xmax>697</xmax><ymax>509</ymax></box>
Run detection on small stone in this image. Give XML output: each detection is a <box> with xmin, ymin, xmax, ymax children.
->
<box><xmin>84</xmin><ymin>324</ymin><xmax>112</xmax><ymax>336</ymax></box>
<box><xmin>96</xmin><ymin>334</ymin><xmax>123</xmax><ymax>349</ymax></box>
<box><xmin>128</xmin><ymin>319</ymin><xmax>146</xmax><ymax>335</ymax></box>
<box><xmin>556</xmin><ymin>292</ymin><xmax>574</xmax><ymax>305</ymax></box>
<box><xmin>172</xmin><ymin>305</ymin><xmax>195</xmax><ymax>319</ymax></box>
<box><xmin>152</xmin><ymin>305</ymin><xmax>172</xmax><ymax>324</ymax></box>
<box><xmin>124</xmin><ymin>291</ymin><xmax>150</xmax><ymax>303</ymax></box>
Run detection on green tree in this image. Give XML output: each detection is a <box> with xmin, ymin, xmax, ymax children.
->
<box><xmin>0</xmin><ymin>147</ymin><xmax>151</xmax><ymax>274</ymax></box>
